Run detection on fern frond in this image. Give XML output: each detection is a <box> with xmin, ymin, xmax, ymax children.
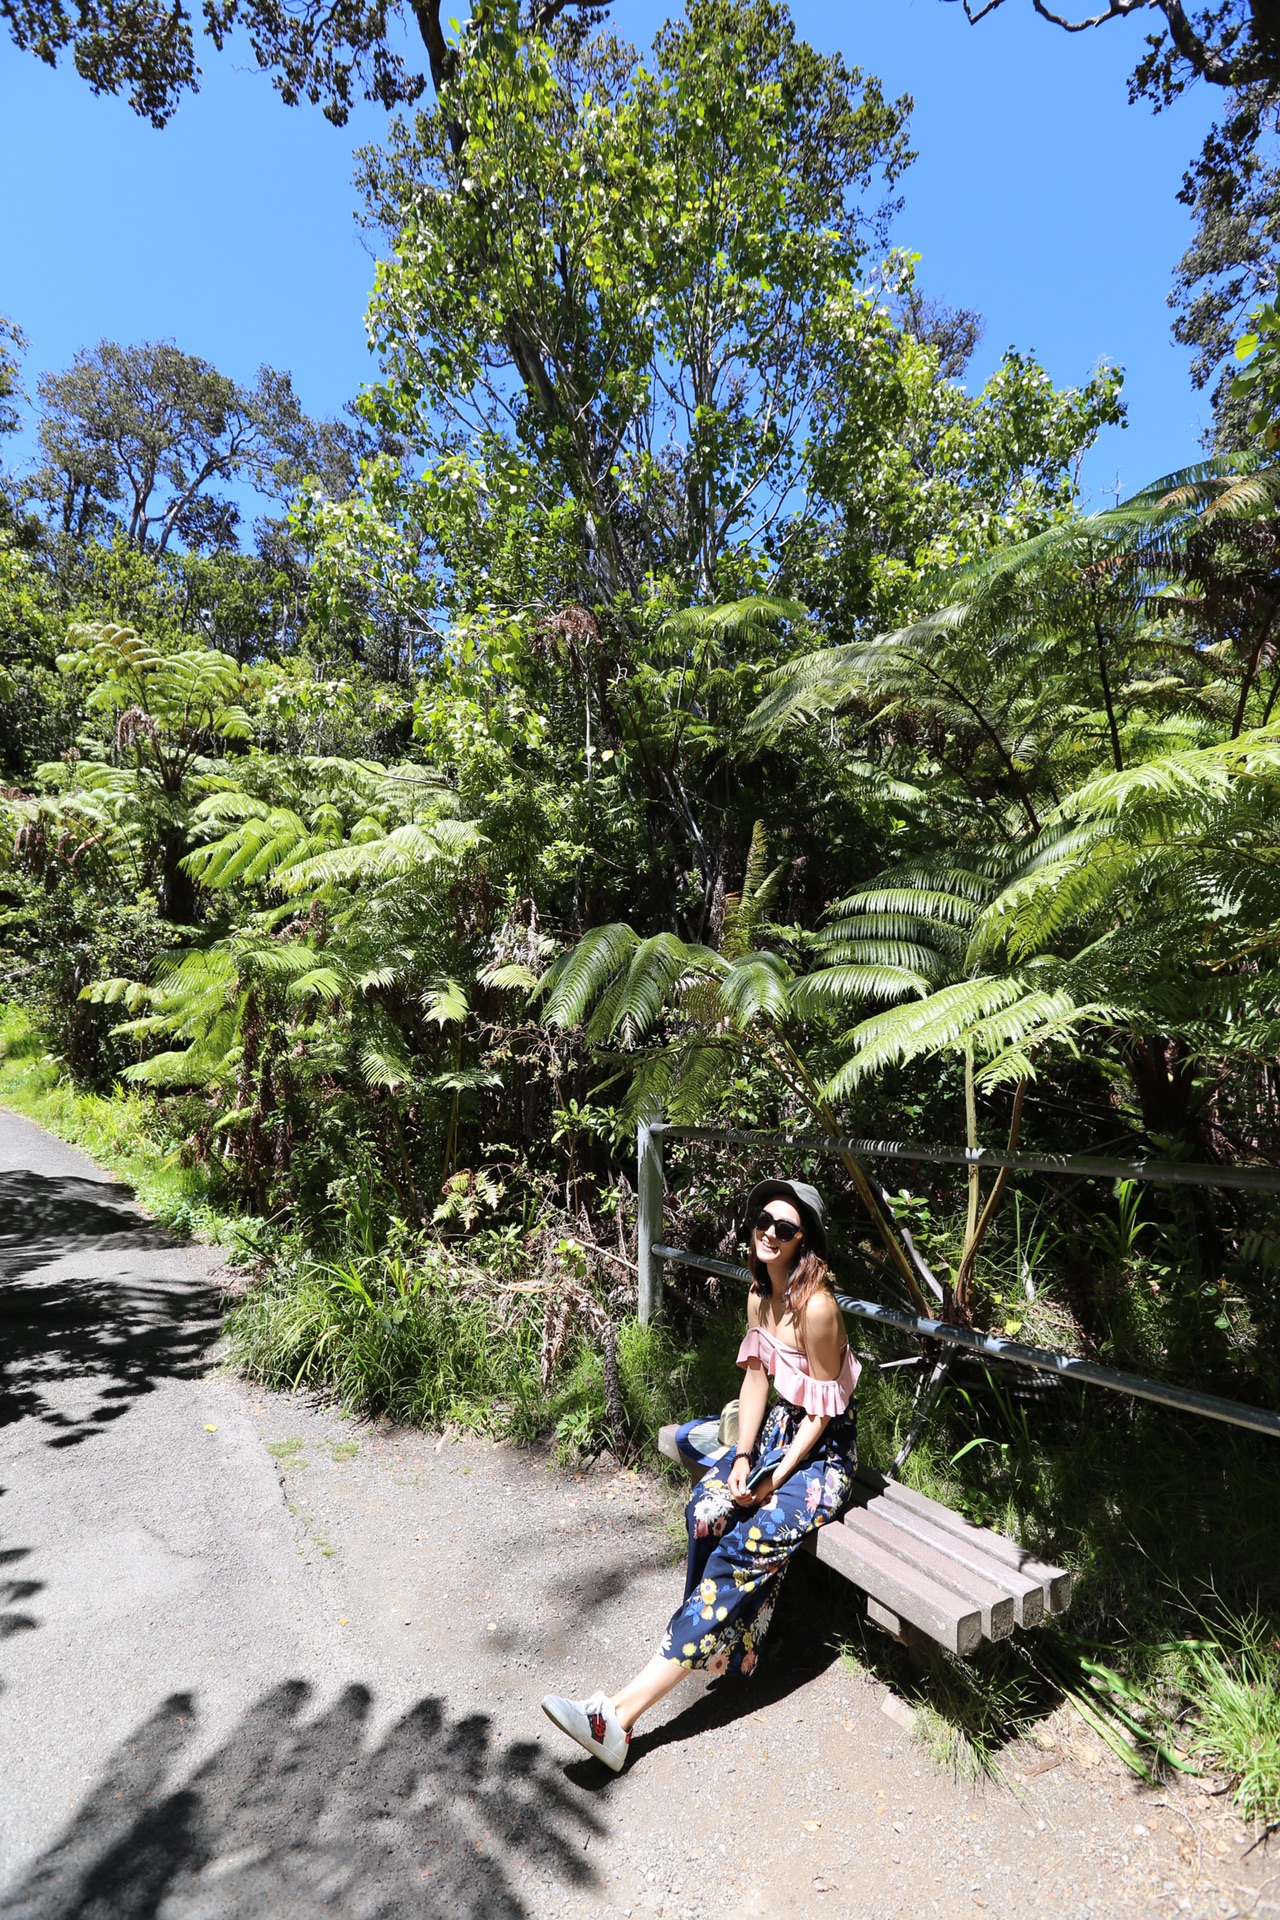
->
<box><xmin>791</xmin><ymin>964</ymin><xmax>930</xmax><ymax>1012</ymax></box>
<box><xmin>661</xmin><ymin>595</ymin><xmax>806</xmax><ymax>647</ymax></box>
<box><xmin>423</xmin><ymin>978</ymin><xmax>470</xmax><ymax>1025</ymax></box>
<box><xmin>717</xmin><ymin>950</ymin><xmax>794</xmax><ymax>1027</ymax></box>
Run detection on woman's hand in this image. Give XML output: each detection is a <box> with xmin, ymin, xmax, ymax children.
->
<box><xmin>729</xmin><ymin>1465</ymin><xmax>774</xmax><ymax>1508</ymax></box>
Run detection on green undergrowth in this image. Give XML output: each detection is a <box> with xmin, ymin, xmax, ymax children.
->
<box><xmin>224</xmin><ymin>1229</ymin><xmax>743</xmax><ymax>1462</ymax></box>
<box><xmin>0</xmin><ymin>1002</ymin><xmax>236</xmax><ymax>1240</ymax></box>
<box><xmin>1182</xmin><ymin>1619</ymin><xmax>1280</xmax><ymax>1823</ymax></box>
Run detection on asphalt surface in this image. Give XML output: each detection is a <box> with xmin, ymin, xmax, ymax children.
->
<box><xmin>0</xmin><ymin>1105</ymin><xmax>1274</xmax><ymax>1920</ymax></box>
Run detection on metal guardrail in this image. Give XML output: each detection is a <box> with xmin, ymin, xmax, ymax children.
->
<box><xmin>652</xmin><ymin>1123</ymin><xmax>1280</xmax><ymax>1197</ymax></box>
<box><xmin>650</xmin><ymin>1242</ymin><xmax>1280</xmax><ymax>1442</ymax></box>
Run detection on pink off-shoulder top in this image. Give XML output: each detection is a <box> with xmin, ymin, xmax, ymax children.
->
<box><xmin>736</xmin><ymin>1323</ymin><xmax>861</xmax><ymax>1418</ymax></box>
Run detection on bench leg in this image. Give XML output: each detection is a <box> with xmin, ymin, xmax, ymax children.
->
<box><xmin>866</xmin><ymin>1595</ymin><xmax>931</xmax><ymax>1658</ymax></box>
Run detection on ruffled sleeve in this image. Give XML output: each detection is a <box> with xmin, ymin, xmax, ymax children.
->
<box><xmin>736</xmin><ymin>1328</ymin><xmax>765</xmax><ymax>1369</ymax></box>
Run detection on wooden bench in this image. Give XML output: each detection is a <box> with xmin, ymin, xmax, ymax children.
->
<box><xmin>657</xmin><ymin>1425</ymin><xmax>1071</xmax><ymax>1657</ymax></box>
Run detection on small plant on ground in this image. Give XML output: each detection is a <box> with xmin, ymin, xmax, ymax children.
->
<box><xmin>1181</xmin><ymin>1617</ymin><xmax>1280</xmax><ymax>1825</ymax></box>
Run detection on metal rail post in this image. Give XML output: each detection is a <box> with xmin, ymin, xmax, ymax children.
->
<box><xmin>636</xmin><ymin>1113</ymin><xmax>665</xmax><ymax>1326</ymax></box>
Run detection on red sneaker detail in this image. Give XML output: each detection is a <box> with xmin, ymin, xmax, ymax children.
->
<box><xmin>588</xmin><ymin>1712</ymin><xmax>607</xmax><ymax>1745</ymax></box>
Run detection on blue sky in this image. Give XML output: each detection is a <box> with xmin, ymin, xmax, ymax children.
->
<box><xmin>1</xmin><ymin>0</ymin><xmax>1221</xmax><ymax>510</ymax></box>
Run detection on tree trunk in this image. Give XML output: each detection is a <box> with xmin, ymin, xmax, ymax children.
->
<box><xmin>158</xmin><ymin>826</ymin><xmax>197</xmax><ymax>924</ymax></box>
<box><xmin>1122</xmin><ymin>1034</ymin><xmax>1209</xmax><ymax>1151</ymax></box>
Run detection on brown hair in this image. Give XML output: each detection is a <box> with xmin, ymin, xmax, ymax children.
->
<box><xmin>748</xmin><ymin>1238</ymin><xmax>835</xmax><ymax>1335</ymax></box>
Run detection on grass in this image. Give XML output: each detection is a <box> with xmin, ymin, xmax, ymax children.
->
<box><xmin>0</xmin><ymin>1002</ymin><xmax>235</xmax><ymax>1240</ymax></box>
<box><xmin>223</xmin><ymin>1231</ymin><xmax>736</xmax><ymax>1463</ymax></box>
<box><xmin>1181</xmin><ymin>1619</ymin><xmax>1280</xmax><ymax>1824</ymax></box>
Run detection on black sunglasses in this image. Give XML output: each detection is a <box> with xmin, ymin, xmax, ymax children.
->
<box><xmin>753</xmin><ymin>1209</ymin><xmax>802</xmax><ymax>1244</ymax></box>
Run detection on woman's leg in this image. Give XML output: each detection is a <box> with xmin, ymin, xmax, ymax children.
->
<box><xmin>612</xmin><ymin>1652</ymin><xmax>688</xmax><ymax>1731</ymax></box>
<box><xmin>683</xmin><ymin>1461</ymin><xmax>737</xmax><ymax>1600</ymax></box>
<box><xmin>608</xmin><ymin>1462</ymin><xmax>738</xmax><ymax>1733</ymax></box>
<box><xmin>665</xmin><ymin>1450</ymin><xmax>855</xmax><ymax>1686</ymax></box>
<box><xmin>583</xmin><ymin>1458</ymin><xmax>852</xmax><ymax>1747</ymax></box>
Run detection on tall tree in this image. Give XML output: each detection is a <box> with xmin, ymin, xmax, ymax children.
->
<box><xmin>355</xmin><ymin>0</ymin><xmax>912</xmax><ymax>607</ymax></box>
<box><xmin>31</xmin><ymin>340</ymin><xmax>340</xmax><ymax>552</ymax></box>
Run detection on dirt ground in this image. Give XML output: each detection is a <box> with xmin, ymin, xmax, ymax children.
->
<box><xmin>1</xmin><ymin>1104</ymin><xmax>1277</xmax><ymax>1920</ymax></box>
<box><xmin>228</xmin><ymin>1392</ymin><xmax>1280</xmax><ymax>1920</ymax></box>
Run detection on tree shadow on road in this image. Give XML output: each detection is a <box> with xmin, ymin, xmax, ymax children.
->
<box><xmin>0</xmin><ymin>1542</ymin><xmax>41</xmax><ymax>1643</ymax></box>
<box><xmin>0</xmin><ymin>1680</ymin><xmax>602</xmax><ymax>1919</ymax></box>
<box><xmin>0</xmin><ymin>1172</ymin><xmax>223</xmax><ymax>1448</ymax></box>
<box><xmin>0</xmin><ymin>1172</ymin><xmax>158</xmax><ymax>1271</ymax></box>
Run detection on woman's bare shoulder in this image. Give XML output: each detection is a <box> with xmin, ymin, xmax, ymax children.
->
<box><xmin>744</xmin><ymin>1287</ymin><xmax>763</xmax><ymax>1330</ymax></box>
<box><xmin>800</xmin><ymin>1287</ymin><xmax>842</xmax><ymax>1342</ymax></box>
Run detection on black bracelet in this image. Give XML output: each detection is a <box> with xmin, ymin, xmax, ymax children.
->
<box><xmin>732</xmin><ymin>1450</ymin><xmax>752</xmax><ymax>1464</ymax></box>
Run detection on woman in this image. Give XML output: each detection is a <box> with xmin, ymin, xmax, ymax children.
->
<box><xmin>541</xmin><ymin>1177</ymin><xmax>860</xmax><ymax>1772</ymax></box>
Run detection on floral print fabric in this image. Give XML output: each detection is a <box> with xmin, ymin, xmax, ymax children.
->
<box><xmin>659</xmin><ymin>1398</ymin><xmax>857</xmax><ymax>1678</ymax></box>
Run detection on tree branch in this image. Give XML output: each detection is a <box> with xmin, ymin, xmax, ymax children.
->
<box><xmin>957</xmin><ymin>0</ymin><xmax>1278</xmax><ymax>88</ymax></box>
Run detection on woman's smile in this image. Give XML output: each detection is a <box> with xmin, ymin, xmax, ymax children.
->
<box><xmin>754</xmin><ymin>1201</ymin><xmax>802</xmax><ymax>1265</ymax></box>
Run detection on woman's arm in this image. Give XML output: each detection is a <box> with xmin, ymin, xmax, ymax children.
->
<box><xmin>752</xmin><ymin>1292</ymin><xmax>845</xmax><ymax>1497</ymax></box>
<box><xmin>759</xmin><ymin>1410</ymin><xmax>830</xmax><ymax>1496</ymax></box>
<box><xmin>727</xmin><ymin>1292</ymin><xmax>770</xmax><ymax>1502</ymax></box>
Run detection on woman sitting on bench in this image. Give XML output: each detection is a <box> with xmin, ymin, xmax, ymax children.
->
<box><xmin>541</xmin><ymin>1177</ymin><xmax>860</xmax><ymax>1772</ymax></box>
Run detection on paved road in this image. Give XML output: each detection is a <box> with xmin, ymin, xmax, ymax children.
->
<box><xmin>0</xmin><ymin>1109</ymin><xmax>588</xmax><ymax>1919</ymax></box>
<box><xmin>0</xmin><ymin>1106</ymin><xmax>1268</xmax><ymax>1920</ymax></box>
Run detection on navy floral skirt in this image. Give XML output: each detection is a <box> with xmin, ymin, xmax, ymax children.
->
<box><xmin>659</xmin><ymin>1398</ymin><xmax>857</xmax><ymax>1677</ymax></box>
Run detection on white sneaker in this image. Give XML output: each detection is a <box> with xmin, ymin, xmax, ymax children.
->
<box><xmin>540</xmin><ymin>1691</ymin><xmax>631</xmax><ymax>1772</ymax></box>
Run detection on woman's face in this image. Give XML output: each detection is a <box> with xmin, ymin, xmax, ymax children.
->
<box><xmin>753</xmin><ymin>1198</ymin><xmax>803</xmax><ymax>1269</ymax></box>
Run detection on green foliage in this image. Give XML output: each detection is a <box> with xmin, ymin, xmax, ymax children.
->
<box><xmin>1233</xmin><ymin>300</ymin><xmax>1280</xmax><ymax>443</ymax></box>
<box><xmin>5</xmin><ymin>0</ymin><xmax>1280</xmax><ymax>1659</ymax></box>
<box><xmin>6</xmin><ymin>0</ymin><xmax>1280</xmax><ymax>1821</ymax></box>
<box><xmin>1184</xmin><ymin>1620</ymin><xmax>1280</xmax><ymax>1822</ymax></box>
<box><xmin>225</xmin><ymin>1224</ymin><xmax>712</xmax><ymax>1458</ymax></box>
<box><xmin>227</xmin><ymin>1241</ymin><xmax>544</xmax><ymax>1427</ymax></box>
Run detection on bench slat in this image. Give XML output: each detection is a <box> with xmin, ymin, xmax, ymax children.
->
<box><xmin>856</xmin><ymin>1468</ymin><xmax>1072</xmax><ymax>1614</ymax></box>
<box><xmin>842</xmin><ymin>1506</ymin><xmax>1017</xmax><ymax>1641</ymax></box>
<box><xmin>806</xmin><ymin>1517</ymin><xmax>984</xmax><ymax>1656</ymax></box>
<box><xmin>847</xmin><ymin>1483</ymin><xmax>1045</xmax><ymax>1630</ymax></box>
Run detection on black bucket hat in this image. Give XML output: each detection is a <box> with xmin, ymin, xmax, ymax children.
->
<box><xmin>744</xmin><ymin>1178</ymin><xmax>828</xmax><ymax>1260</ymax></box>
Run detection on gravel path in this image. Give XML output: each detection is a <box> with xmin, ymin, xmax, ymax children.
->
<box><xmin>0</xmin><ymin>1106</ymin><xmax>1275</xmax><ymax>1920</ymax></box>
